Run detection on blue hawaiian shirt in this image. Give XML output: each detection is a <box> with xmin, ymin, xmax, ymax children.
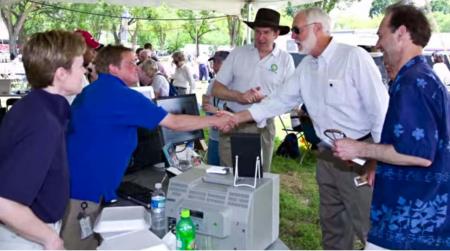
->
<box><xmin>368</xmin><ymin>56</ymin><xmax>450</xmax><ymax>249</ymax></box>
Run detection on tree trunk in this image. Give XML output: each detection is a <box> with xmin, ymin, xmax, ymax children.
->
<box><xmin>130</xmin><ymin>21</ymin><xmax>139</xmax><ymax>49</ymax></box>
<box><xmin>195</xmin><ymin>26</ymin><xmax>200</xmax><ymax>57</ymax></box>
<box><xmin>112</xmin><ymin>24</ymin><xmax>120</xmax><ymax>45</ymax></box>
<box><xmin>157</xmin><ymin>26</ymin><xmax>166</xmax><ymax>50</ymax></box>
<box><xmin>227</xmin><ymin>15</ymin><xmax>240</xmax><ymax>48</ymax></box>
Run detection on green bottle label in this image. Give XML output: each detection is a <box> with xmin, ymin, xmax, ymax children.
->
<box><xmin>176</xmin><ymin>237</ymin><xmax>196</xmax><ymax>250</ymax></box>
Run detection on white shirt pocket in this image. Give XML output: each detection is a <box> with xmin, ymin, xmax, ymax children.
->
<box><xmin>325</xmin><ymin>79</ymin><xmax>347</xmax><ymax>106</ymax></box>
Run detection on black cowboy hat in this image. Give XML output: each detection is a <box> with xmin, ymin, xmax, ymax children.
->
<box><xmin>243</xmin><ymin>8</ymin><xmax>290</xmax><ymax>35</ymax></box>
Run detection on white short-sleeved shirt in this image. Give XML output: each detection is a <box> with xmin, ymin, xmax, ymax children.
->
<box><xmin>215</xmin><ymin>44</ymin><xmax>295</xmax><ymax>113</ymax></box>
<box><xmin>249</xmin><ymin>39</ymin><xmax>389</xmax><ymax>143</ymax></box>
<box><xmin>152</xmin><ymin>74</ymin><xmax>169</xmax><ymax>97</ymax></box>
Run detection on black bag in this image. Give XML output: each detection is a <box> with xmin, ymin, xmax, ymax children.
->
<box><xmin>276</xmin><ymin>133</ymin><xmax>300</xmax><ymax>159</ymax></box>
<box><xmin>168</xmin><ymin>79</ymin><xmax>178</xmax><ymax>97</ymax></box>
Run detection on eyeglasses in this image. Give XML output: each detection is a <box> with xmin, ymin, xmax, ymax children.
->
<box><xmin>291</xmin><ymin>23</ymin><xmax>316</xmax><ymax>35</ymax></box>
<box><xmin>324</xmin><ymin>128</ymin><xmax>346</xmax><ymax>142</ymax></box>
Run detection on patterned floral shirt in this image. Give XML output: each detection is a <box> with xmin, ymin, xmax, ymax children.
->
<box><xmin>368</xmin><ymin>56</ymin><xmax>450</xmax><ymax>249</ymax></box>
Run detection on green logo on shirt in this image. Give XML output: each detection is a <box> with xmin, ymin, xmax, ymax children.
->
<box><xmin>270</xmin><ymin>64</ymin><xmax>278</xmax><ymax>73</ymax></box>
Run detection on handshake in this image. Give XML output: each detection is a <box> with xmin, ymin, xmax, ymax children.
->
<box><xmin>202</xmin><ymin>86</ymin><xmax>265</xmax><ymax>133</ymax></box>
<box><xmin>210</xmin><ymin>110</ymin><xmax>240</xmax><ymax>133</ymax></box>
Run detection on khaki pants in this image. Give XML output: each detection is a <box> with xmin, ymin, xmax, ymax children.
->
<box><xmin>219</xmin><ymin>118</ymin><xmax>275</xmax><ymax>172</ymax></box>
<box><xmin>316</xmin><ymin>146</ymin><xmax>372</xmax><ymax>250</ymax></box>
<box><xmin>0</xmin><ymin>221</ymin><xmax>61</xmax><ymax>250</ymax></box>
<box><xmin>60</xmin><ymin>199</ymin><xmax>102</xmax><ymax>250</ymax></box>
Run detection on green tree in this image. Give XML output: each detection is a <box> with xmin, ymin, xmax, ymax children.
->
<box><xmin>176</xmin><ymin>10</ymin><xmax>218</xmax><ymax>56</ymax></box>
<box><xmin>431</xmin><ymin>0</ymin><xmax>450</xmax><ymax>13</ymax></box>
<box><xmin>286</xmin><ymin>0</ymin><xmax>359</xmax><ymax>16</ymax></box>
<box><xmin>0</xmin><ymin>0</ymin><xmax>38</xmax><ymax>57</ymax></box>
<box><xmin>369</xmin><ymin>0</ymin><xmax>396</xmax><ymax>17</ymax></box>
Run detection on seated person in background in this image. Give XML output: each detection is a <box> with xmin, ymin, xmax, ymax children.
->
<box><xmin>141</xmin><ymin>59</ymin><xmax>169</xmax><ymax>98</ymax></box>
<box><xmin>61</xmin><ymin>45</ymin><xmax>233</xmax><ymax>250</ymax></box>
<box><xmin>0</xmin><ymin>30</ymin><xmax>86</xmax><ymax>249</ymax></box>
<box><xmin>202</xmin><ymin>50</ymin><xmax>230</xmax><ymax>165</ymax></box>
<box><xmin>432</xmin><ymin>53</ymin><xmax>450</xmax><ymax>86</ymax></box>
<box><xmin>138</xmin><ymin>49</ymin><xmax>168</xmax><ymax>83</ymax></box>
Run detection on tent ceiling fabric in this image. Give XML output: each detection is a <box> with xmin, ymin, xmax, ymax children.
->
<box><xmin>1</xmin><ymin>0</ymin><xmax>320</xmax><ymax>15</ymax></box>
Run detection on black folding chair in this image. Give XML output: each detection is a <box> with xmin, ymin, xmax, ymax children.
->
<box><xmin>278</xmin><ymin>112</ymin><xmax>310</xmax><ymax>165</ymax></box>
<box><xmin>6</xmin><ymin>98</ymin><xmax>20</xmax><ymax>111</ymax></box>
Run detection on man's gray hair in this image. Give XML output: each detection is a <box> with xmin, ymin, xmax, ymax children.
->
<box><xmin>298</xmin><ymin>7</ymin><xmax>332</xmax><ymax>35</ymax></box>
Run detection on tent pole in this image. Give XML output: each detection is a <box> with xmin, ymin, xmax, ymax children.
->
<box><xmin>246</xmin><ymin>2</ymin><xmax>252</xmax><ymax>45</ymax></box>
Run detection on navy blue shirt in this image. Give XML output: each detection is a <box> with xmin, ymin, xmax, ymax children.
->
<box><xmin>67</xmin><ymin>74</ymin><xmax>167</xmax><ymax>203</ymax></box>
<box><xmin>0</xmin><ymin>89</ymin><xmax>70</xmax><ymax>223</ymax></box>
<box><xmin>369</xmin><ymin>56</ymin><xmax>450</xmax><ymax>249</ymax></box>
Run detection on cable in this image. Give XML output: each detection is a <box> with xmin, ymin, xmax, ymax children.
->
<box><xmin>29</xmin><ymin>0</ymin><xmax>232</xmax><ymax>21</ymax></box>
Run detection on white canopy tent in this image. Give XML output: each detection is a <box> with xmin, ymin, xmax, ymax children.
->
<box><xmin>1</xmin><ymin>0</ymin><xmax>320</xmax><ymax>15</ymax></box>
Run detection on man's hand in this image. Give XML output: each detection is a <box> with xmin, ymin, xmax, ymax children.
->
<box><xmin>361</xmin><ymin>160</ymin><xmax>377</xmax><ymax>187</ymax></box>
<box><xmin>238</xmin><ymin>87</ymin><xmax>265</xmax><ymax>104</ymax></box>
<box><xmin>332</xmin><ymin>138</ymin><xmax>365</xmax><ymax>161</ymax></box>
<box><xmin>213</xmin><ymin>110</ymin><xmax>238</xmax><ymax>132</ymax></box>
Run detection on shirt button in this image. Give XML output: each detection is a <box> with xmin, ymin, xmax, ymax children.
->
<box><xmin>329</xmin><ymin>83</ymin><xmax>333</xmax><ymax>87</ymax></box>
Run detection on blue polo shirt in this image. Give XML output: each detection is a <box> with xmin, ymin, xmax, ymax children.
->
<box><xmin>67</xmin><ymin>73</ymin><xmax>168</xmax><ymax>203</ymax></box>
<box><xmin>369</xmin><ymin>56</ymin><xmax>450</xmax><ymax>249</ymax></box>
<box><xmin>0</xmin><ymin>89</ymin><xmax>70</xmax><ymax>223</ymax></box>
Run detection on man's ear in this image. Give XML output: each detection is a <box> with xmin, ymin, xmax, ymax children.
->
<box><xmin>314</xmin><ymin>22</ymin><xmax>322</xmax><ymax>32</ymax></box>
<box><xmin>108</xmin><ymin>64</ymin><xmax>119</xmax><ymax>74</ymax></box>
<box><xmin>53</xmin><ymin>67</ymin><xmax>67</xmax><ymax>83</ymax></box>
<box><xmin>396</xmin><ymin>25</ymin><xmax>409</xmax><ymax>41</ymax></box>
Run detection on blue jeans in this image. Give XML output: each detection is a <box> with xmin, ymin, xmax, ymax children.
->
<box><xmin>207</xmin><ymin>139</ymin><xmax>220</xmax><ymax>166</ymax></box>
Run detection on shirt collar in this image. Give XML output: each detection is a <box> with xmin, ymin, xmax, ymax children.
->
<box><xmin>396</xmin><ymin>55</ymin><xmax>426</xmax><ymax>80</ymax></box>
<box><xmin>319</xmin><ymin>37</ymin><xmax>337</xmax><ymax>64</ymax></box>
<box><xmin>98</xmin><ymin>73</ymin><xmax>128</xmax><ymax>87</ymax></box>
<box><xmin>251</xmin><ymin>43</ymin><xmax>280</xmax><ymax>57</ymax></box>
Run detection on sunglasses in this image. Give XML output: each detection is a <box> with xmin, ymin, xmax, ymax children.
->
<box><xmin>291</xmin><ymin>23</ymin><xmax>316</xmax><ymax>35</ymax></box>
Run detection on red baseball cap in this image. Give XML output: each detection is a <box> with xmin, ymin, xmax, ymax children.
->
<box><xmin>75</xmin><ymin>29</ymin><xmax>101</xmax><ymax>49</ymax></box>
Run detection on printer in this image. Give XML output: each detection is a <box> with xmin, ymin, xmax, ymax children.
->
<box><xmin>165</xmin><ymin>168</ymin><xmax>280</xmax><ymax>250</ymax></box>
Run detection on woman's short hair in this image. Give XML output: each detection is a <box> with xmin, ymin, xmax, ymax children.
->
<box><xmin>172</xmin><ymin>51</ymin><xmax>186</xmax><ymax>63</ymax></box>
<box><xmin>141</xmin><ymin>59</ymin><xmax>159</xmax><ymax>77</ymax></box>
<box><xmin>22</xmin><ymin>30</ymin><xmax>85</xmax><ymax>89</ymax></box>
<box><xmin>95</xmin><ymin>45</ymin><xmax>133</xmax><ymax>74</ymax></box>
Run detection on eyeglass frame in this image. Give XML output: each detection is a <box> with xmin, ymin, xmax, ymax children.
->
<box><xmin>324</xmin><ymin>128</ymin><xmax>346</xmax><ymax>142</ymax></box>
<box><xmin>291</xmin><ymin>23</ymin><xmax>316</xmax><ymax>35</ymax></box>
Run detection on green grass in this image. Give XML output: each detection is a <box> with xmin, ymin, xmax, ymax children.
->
<box><xmin>272</xmin><ymin>116</ymin><xmax>322</xmax><ymax>249</ymax></box>
<box><xmin>271</xmin><ymin>142</ymin><xmax>322</xmax><ymax>250</ymax></box>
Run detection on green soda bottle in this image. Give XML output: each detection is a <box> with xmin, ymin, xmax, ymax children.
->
<box><xmin>176</xmin><ymin>208</ymin><xmax>196</xmax><ymax>250</ymax></box>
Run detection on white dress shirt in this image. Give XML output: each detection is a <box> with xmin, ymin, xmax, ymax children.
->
<box><xmin>249</xmin><ymin>39</ymin><xmax>389</xmax><ymax>143</ymax></box>
<box><xmin>216</xmin><ymin>44</ymin><xmax>295</xmax><ymax>113</ymax></box>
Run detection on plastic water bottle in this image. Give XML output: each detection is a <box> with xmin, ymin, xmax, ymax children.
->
<box><xmin>151</xmin><ymin>183</ymin><xmax>166</xmax><ymax>238</ymax></box>
<box><xmin>176</xmin><ymin>208</ymin><xmax>196</xmax><ymax>250</ymax></box>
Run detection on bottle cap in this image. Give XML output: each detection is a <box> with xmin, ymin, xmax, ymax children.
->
<box><xmin>155</xmin><ymin>183</ymin><xmax>162</xmax><ymax>189</ymax></box>
<box><xmin>181</xmin><ymin>208</ymin><xmax>190</xmax><ymax>218</ymax></box>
